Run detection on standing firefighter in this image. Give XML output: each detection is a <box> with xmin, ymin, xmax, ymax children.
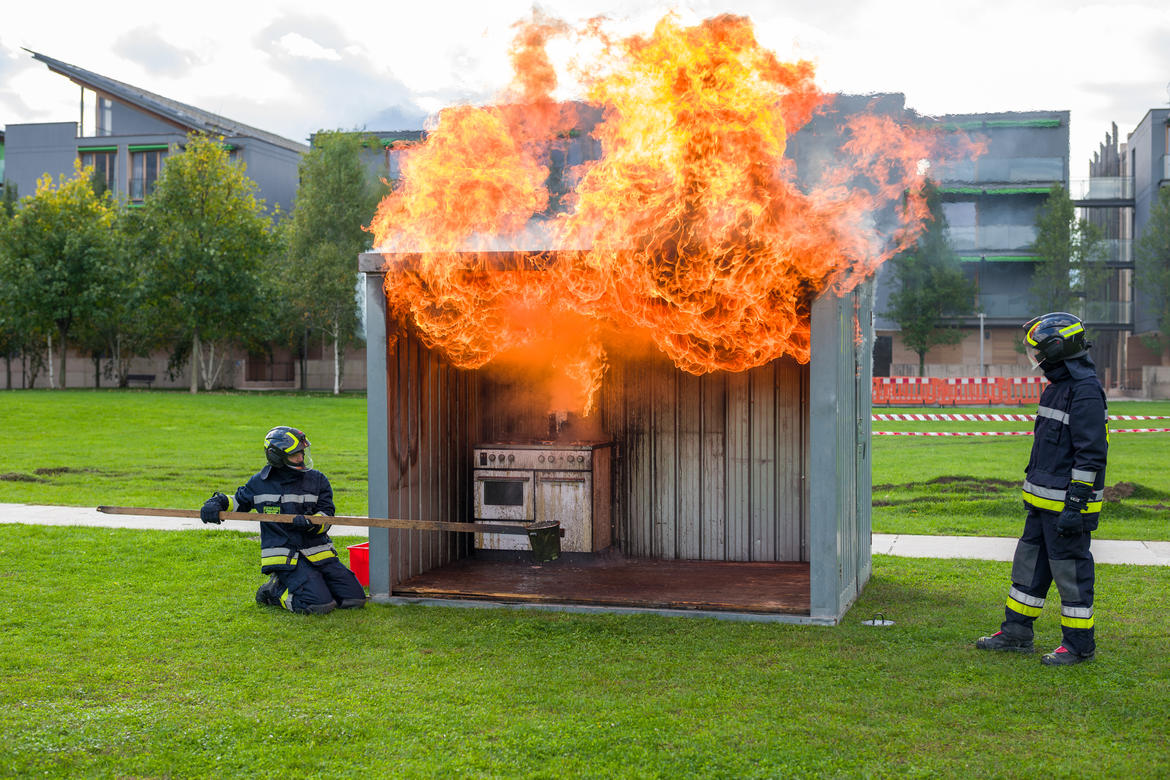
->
<box><xmin>200</xmin><ymin>426</ymin><xmax>367</xmax><ymax>614</ymax></box>
<box><xmin>977</xmin><ymin>313</ymin><xmax>1107</xmax><ymax>666</ymax></box>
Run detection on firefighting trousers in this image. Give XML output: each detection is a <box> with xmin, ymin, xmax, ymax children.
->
<box><xmin>257</xmin><ymin>556</ymin><xmax>367</xmax><ymax>614</ymax></box>
<box><xmin>1000</xmin><ymin>507</ymin><xmax>1095</xmax><ymax>655</ymax></box>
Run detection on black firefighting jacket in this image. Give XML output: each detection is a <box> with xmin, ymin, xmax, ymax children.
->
<box><xmin>228</xmin><ymin>464</ymin><xmax>339</xmax><ymax>573</ymax></box>
<box><xmin>1022</xmin><ymin>355</ymin><xmax>1108</xmax><ymax>529</ymax></box>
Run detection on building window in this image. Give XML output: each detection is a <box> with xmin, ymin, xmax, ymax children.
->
<box><xmin>96</xmin><ymin>97</ymin><xmax>113</xmax><ymax>136</ymax></box>
<box><xmin>79</xmin><ymin>149</ymin><xmax>117</xmax><ymax>194</ymax></box>
<box><xmin>130</xmin><ymin>148</ymin><xmax>166</xmax><ymax>202</ymax></box>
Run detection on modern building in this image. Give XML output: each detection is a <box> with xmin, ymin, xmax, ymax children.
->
<box><xmin>874</xmin><ymin>110</ymin><xmax>1073</xmax><ymax>377</ymax></box>
<box><xmin>3</xmin><ymin>50</ymin><xmax>307</xmax><ymax>214</ymax></box>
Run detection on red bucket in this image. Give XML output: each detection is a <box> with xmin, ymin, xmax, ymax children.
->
<box><xmin>347</xmin><ymin>542</ymin><xmax>369</xmax><ymax>587</ymax></box>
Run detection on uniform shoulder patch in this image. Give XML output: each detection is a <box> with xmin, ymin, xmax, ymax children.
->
<box><xmin>263</xmin><ymin>506</ymin><xmax>280</xmax><ymax>514</ymax></box>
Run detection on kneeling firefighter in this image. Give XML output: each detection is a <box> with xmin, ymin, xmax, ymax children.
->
<box><xmin>200</xmin><ymin>426</ymin><xmax>367</xmax><ymax>614</ymax></box>
<box><xmin>976</xmin><ymin>313</ymin><xmax>1107</xmax><ymax>666</ymax></box>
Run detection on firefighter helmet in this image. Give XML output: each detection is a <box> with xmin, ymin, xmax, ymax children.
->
<box><xmin>264</xmin><ymin>426</ymin><xmax>313</xmax><ymax>471</ymax></box>
<box><xmin>1022</xmin><ymin>312</ymin><xmax>1090</xmax><ymax>369</ymax></box>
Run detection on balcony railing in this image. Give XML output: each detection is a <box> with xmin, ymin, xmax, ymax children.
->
<box><xmin>932</xmin><ymin>156</ymin><xmax>1063</xmax><ymax>184</ymax></box>
<box><xmin>1069</xmin><ymin>177</ymin><xmax>1133</xmax><ymax>200</ymax></box>
<box><xmin>977</xmin><ymin>294</ymin><xmax>1133</xmax><ymax>324</ymax></box>
<box><xmin>947</xmin><ymin>225</ymin><xmax>1037</xmax><ymax>251</ymax></box>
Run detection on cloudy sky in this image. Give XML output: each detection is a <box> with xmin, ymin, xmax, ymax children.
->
<box><xmin>2</xmin><ymin>0</ymin><xmax>1169</xmax><ymax>170</ymax></box>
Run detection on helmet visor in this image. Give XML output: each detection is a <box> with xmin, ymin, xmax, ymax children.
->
<box><xmin>1026</xmin><ymin>344</ymin><xmax>1044</xmax><ymax>370</ymax></box>
<box><xmin>287</xmin><ymin>446</ymin><xmax>313</xmax><ymax>471</ymax></box>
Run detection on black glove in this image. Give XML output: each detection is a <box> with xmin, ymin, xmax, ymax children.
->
<box><xmin>1056</xmin><ymin>480</ymin><xmax>1093</xmax><ymax>536</ymax></box>
<box><xmin>201</xmin><ymin>492</ymin><xmax>229</xmax><ymax>524</ymax></box>
<box><xmin>292</xmin><ymin>513</ymin><xmax>311</xmax><ymax>528</ymax></box>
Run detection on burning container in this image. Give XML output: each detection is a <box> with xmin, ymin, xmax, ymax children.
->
<box><xmin>359</xmin><ymin>251</ymin><xmax>873</xmax><ymax>624</ymax></box>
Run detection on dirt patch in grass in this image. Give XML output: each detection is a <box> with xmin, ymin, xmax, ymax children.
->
<box><xmin>0</xmin><ymin>473</ymin><xmax>45</xmax><ymax>483</ymax></box>
<box><xmin>873</xmin><ymin>476</ymin><xmax>1018</xmax><ymax>493</ymax></box>
<box><xmin>1103</xmin><ymin>482</ymin><xmax>1136</xmax><ymax>501</ymax></box>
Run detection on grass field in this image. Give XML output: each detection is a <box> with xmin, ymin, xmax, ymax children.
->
<box><xmin>1</xmin><ymin>524</ymin><xmax>1167</xmax><ymax>777</ymax></box>
<box><xmin>3</xmin><ymin>391</ymin><xmax>1169</xmax><ymax>775</ymax></box>
<box><xmin>2</xmin><ymin>390</ymin><xmax>1169</xmax><ymax>540</ymax></box>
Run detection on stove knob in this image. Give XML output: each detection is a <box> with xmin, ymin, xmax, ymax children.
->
<box><xmin>489</xmin><ymin>454</ymin><xmax>496</xmax><ymax>462</ymax></box>
<box><xmin>508</xmin><ymin>454</ymin><xmax>515</xmax><ymax>463</ymax></box>
<box><xmin>578</xmin><ymin>455</ymin><xmax>585</xmax><ymax>463</ymax></box>
<box><xmin>538</xmin><ymin>455</ymin><xmax>545</xmax><ymax>463</ymax></box>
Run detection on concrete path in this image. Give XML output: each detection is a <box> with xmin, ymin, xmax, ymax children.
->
<box><xmin>2</xmin><ymin>503</ymin><xmax>1168</xmax><ymax>566</ymax></box>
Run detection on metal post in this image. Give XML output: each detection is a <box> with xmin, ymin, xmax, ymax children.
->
<box><xmin>978</xmin><ymin>312</ymin><xmax>986</xmax><ymax>376</ymax></box>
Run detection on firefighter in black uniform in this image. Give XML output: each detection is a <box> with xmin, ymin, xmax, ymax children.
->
<box><xmin>200</xmin><ymin>426</ymin><xmax>367</xmax><ymax>614</ymax></box>
<box><xmin>977</xmin><ymin>313</ymin><xmax>1107</xmax><ymax>666</ymax></box>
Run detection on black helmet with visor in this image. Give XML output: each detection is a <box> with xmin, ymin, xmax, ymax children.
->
<box><xmin>264</xmin><ymin>426</ymin><xmax>313</xmax><ymax>471</ymax></box>
<box><xmin>1022</xmin><ymin>312</ymin><xmax>1090</xmax><ymax>369</ymax></box>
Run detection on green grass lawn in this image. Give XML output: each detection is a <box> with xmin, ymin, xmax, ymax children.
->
<box><xmin>2</xmin><ymin>390</ymin><xmax>1168</xmax><ymax>540</ymax></box>
<box><xmin>0</xmin><ymin>390</ymin><xmax>370</xmax><ymax>516</ymax></box>
<box><xmin>871</xmin><ymin>401</ymin><xmax>1170</xmax><ymax>540</ymax></box>
<box><xmin>1</xmin><ymin>524</ymin><xmax>1167</xmax><ymax>777</ymax></box>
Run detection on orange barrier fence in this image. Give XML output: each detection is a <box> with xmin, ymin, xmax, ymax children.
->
<box><xmin>873</xmin><ymin>376</ymin><xmax>1047</xmax><ymax>406</ymax></box>
<box><xmin>872</xmin><ymin>376</ymin><xmax>939</xmax><ymax>405</ymax></box>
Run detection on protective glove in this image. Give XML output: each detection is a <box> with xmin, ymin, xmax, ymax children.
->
<box><xmin>292</xmin><ymin>514</ymin><xmax>332</xmax><ymax>534</ymax></box>
<box><xmin>201</xmin><ymin>492</ymin><xmax>229</xmax><ymax>524</ymax></box>
<box><xmin>1056</xmin><ymin>480</ymin><xmax>1094</xmax><ymax>537</ymax></box>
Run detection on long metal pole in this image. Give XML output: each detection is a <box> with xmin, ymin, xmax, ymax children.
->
<box><xmin>979</xmin><ymin>312</ymin><xmax>986</xmax><ymax>377</ymax></box>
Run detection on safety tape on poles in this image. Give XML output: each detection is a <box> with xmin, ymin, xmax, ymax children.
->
<box><xmin>872</xmin><ymin>413</ymin><xmax>1170</xmax><ymax>422</ymax></box>
<box><xmin>873</xmin><ymin>428</ymin><xmax>1170</xmax><ymax>436</ymax></box>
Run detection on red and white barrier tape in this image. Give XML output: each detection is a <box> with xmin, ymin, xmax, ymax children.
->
<box><xmin>872</xmin><ymin>413</ymin><xmax>1170</xmax><ymax>422</ymax></box>
<box><xmin>874</xmin><ymin>428</ymin><xmax>1170</xmax><ymax>436</ymax></box>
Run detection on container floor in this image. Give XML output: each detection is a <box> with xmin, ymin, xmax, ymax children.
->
<box><xmin>392</xmin><ymin>554</ymin><xmax>811</xmax><ymax>615</ymax></box>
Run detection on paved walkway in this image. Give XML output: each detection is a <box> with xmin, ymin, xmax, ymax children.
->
<box><xmin>3</xmin><ymin>503</ymin><xmax>1168</xmax><ymax>566</ymax></box>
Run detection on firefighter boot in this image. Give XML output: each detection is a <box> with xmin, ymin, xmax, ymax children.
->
<box><xmin>1041</xmin><ymin>645</ymin><xmax>1094</xmax><ymax>666</ymax></box>
<box><xmin>255</xmin><ymin>574</ymin><xmax>284</xmax><ymax>607</ymax></box>
<box><xmin>976</xmin><ymin>630</ymin><xmax>1034</xmax><ymax>653</ymax></box>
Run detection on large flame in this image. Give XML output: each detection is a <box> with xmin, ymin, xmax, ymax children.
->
<box><xmin>369</xmin><ymin>12</ymin><xmax>977</xmax><ymax>415</ymax></box>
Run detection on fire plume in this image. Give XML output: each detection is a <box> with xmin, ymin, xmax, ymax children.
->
<box><xmin>369</xmin><ymin>12</ymin><xmax>977</xmax><ymax>415</ymax></box>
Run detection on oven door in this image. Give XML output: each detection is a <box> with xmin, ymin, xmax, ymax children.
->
<box><xmin>474</xmin><ymin>469</ymin><xmax>534</xmax><ymax>521</ymax></box>
<box><xmin>474</xmin><ymin>469</ymin><xmax>533</xmax><ymax>551</ymax></box>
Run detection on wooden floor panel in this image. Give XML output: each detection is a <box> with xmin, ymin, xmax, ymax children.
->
<box><xmin>394</xmin><ymin>555</ymin><xmax>810</xmax><ymax>614</ymax></box>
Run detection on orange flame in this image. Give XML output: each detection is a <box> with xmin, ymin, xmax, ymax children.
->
<box><xmin>369</xmin><ymin>12</ymin><xmax>978</xmax><ymax>415</ymax></box>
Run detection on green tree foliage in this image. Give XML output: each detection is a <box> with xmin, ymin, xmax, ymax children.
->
<box><xmin>1134</xmin><ymin>186</ymin><xmax>1170</xmax><ymax>361</ymax></box>
<box><xmin>284</xmin><ymin>131</ymin><xmax>384</xmax><ymax>394</ymax></box>
<box><xmin>1029</xmin><ymin>184</ymin><xmax>1107</xmax><ymax>316</ymax></box>
<box><xmin>884</xmin><ymin>181</ymin><xmax>976</xmax><ymax>375</ymax></box>
<box><xmin>135</xmin><ymin>134</ymin><xmax>276</xmax><ymax>392</ymax></box>
<box><xmin>0</xmin><ymin>163</ymin><xmax>117</xmax><ymax>388</ymax></box>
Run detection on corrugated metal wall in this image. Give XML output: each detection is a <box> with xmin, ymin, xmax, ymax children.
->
<box><xmin>599</xmin><ymin>354</ymin><xmax>809</xmax><ymax>562</ymax></box>
<box><xmin>808</xmin><ymin>285</ymin><xmax>873</xmax><ymax>619</ymax></box>
<box><xmin>381</xmin><ymin>321</ymin><xmax>479</xmax><ymax>588</ymax></box>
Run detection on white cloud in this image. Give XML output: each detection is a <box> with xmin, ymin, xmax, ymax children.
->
<box><xmin>276</xmin><ymin>32</ymin><xmax>342</xmax><ymax>61</ymax></box>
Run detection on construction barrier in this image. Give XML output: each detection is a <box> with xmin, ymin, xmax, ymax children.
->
<box><xmin>1000</xmin><ymin>376</ymin><xmax>1048</xmax><ymax>406</ymax></box>
<box><xmin>872</xmin><ymin>376</ymin><xmax>939</xmax><ymax>405</ymax></box>
<box><xmin>873</xmin><ymin>413</ymin><xmax>1170</xmax><ymax>422</ymax></box>
<box><xmin>874</xmin><ymin>429</ymin><xmax>1170</xmax><ymax>436</ymax></box>
<box><xmin>943</xmin><ymin>376</ymin><xmax>1003</xmax><ymax>405</ymax></box>
<box><xmin>873</xmin><ymin>376</ymin><xmax>1048</xmax><ymax>406</ymax></box>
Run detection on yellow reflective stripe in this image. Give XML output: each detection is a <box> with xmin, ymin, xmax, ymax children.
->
<box><xmin>1007</xmin><ymin>596</ymin><xmax>1044</xmax><ymax>618</ymax></box>
<box><xmin>284</xmin><ymin>432</ymin><xmax>300</xmax><ymax>453</ymax></box>
<box><xmin>1021</xmin><ymin>490</ymin><xmax>1102</xmax><ymax>513</ymax></box>
<box><xmin>1058</xmin><ymin>322</ymin><xmax>1084</xmax><ymax>337</ymax></box>
<box><xmin>279</xmin><ymin>588</ymin><xmax>292</xmax><ymax>610</ymax></box>
<box><xmin>1061</xmin><ymin>614</ymin><xmax>1094</xmax><ymax>629</ymax></box>
<box><xmin>1026</xmin><ymin>322</ymin><xmax>1041</xmax><ymax>346</ymax></box>
<box><xmin>261</xmin><ymin>556</ymin><xmax>290</xmax><ymax>566</ymax></box>
<box><xmin>304</xmin><ymin>548</ymin><xmax>338</xmax><ymax>562</ymax></box>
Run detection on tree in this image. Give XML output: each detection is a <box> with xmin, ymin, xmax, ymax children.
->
<box><xmin>1029</xmin><ymin>184</ymin><xmax>1108</xmax><ymax>316</ymax></box>
<box><xmin>1</xmin><ymin>163</ymin><xmax>117</xmax><ymax>388</ymax></box>
<box><xmin>884</xmin><ymin>180</ymin><xmax>977</xmax><ymax>375</ymax></box>
<box><xmin>284</xmin><ymin>131</ymin><xmax>384</xmax><ymax>394</ymax></box>
<box><xmin>1135</xmin><ymin>186</ymin><xmax>1170</xmax><ymax>363</ymax></box>
<box><xmin>136</xmin><ymin>134</ymin><xmax>276</xmax><ymax>392</ymax></box>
